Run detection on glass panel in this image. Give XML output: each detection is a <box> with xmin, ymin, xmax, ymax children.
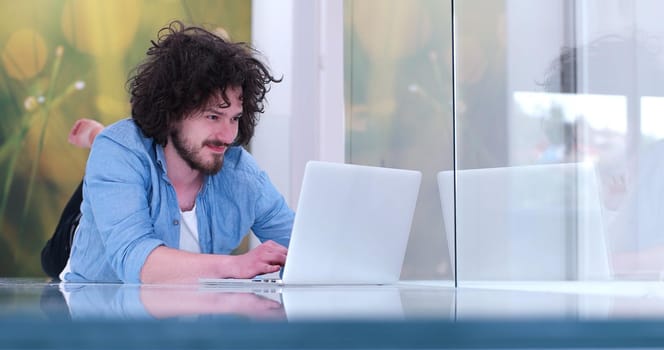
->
<box><xmin>344</xmin><ymin>0</ymin><xmax>454</xmax><ymax>280</ymax></box>
<box><xmin>455</xmin><ymin>0</ymin><xmax>664</xmax><ymax>281</ymax></box>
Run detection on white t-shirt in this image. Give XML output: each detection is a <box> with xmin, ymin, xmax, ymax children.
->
<box><xmin>179</xmin><ymin>205</ymin><xmax>200</xmax><ymax>253</ymax></box>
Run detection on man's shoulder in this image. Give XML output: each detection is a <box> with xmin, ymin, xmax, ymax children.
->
<box><xmin>86</xmin><ymin>118</ymin><xmax>157</xmax><ymax>176</ymax></box>
<box><xmin>209</xmin><ymin>148</ymin><xmax>274</xmax><ymax>199</ymax></box>
<box><xmin>218</xmin><ymin>147</ymin><xmax>269</xmax><ymax>184</ymax></box>
<box><xmin>101</xmin><ymin>118</ymin><xmax>141</xmax><ymax>138</ymax></box>
<box><xmin>96</xmin><ymin>118</ymin><xmax>153</xmax><ymax>149</ymax></box>
<box><xmin>223</xmin><ymin>147</ymin><xmax>260</xmax><ymax>173</ymax></box>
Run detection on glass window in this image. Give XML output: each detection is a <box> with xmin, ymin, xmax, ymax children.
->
<box><xmin>344</xmin><ymin>0</ymin><xmax>454</xmax><ymax>280</ymax></box>
<box><xmin>346</xmin><ymin>0</ymin><xmax>664</xmax><ymax>282</ymax></box>
<box><xmin>455</xmin><ymin>0</ymin><xmax>664</xmax><ymax>281</ymax></box>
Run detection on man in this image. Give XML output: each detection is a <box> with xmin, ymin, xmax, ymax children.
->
<box><xmin>61</xmin><ymin>20</ymin><xmax>293</xmax><ymax>283</ymax></box>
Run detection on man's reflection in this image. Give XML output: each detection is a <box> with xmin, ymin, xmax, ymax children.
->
<box><xmin>40</xmin><ymin>283</ymin><xmax>285</xmax><ymax>321</ymax></box>
<box><xmin>140</xmin><ymin>286</ymin><xmax>285</xmax><ymax>320</ymax></box>
<box><xmin>607</xmin><ymin>139</ymin><xmax>664</xmax><ymax>278</ymax></box>
<box><xmin>540</xmin><ymin>35</ymin><xmax>664</xmax><ymax>279</ymax></box>
<box><xmin>38</xmin><ymin>283</ymin><xmax>418</xmax><ymax>321</ymax></box>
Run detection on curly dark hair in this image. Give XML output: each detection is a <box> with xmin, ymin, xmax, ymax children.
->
<box><xmin>540</xmin><ymin>35</ymin><xmax>664</xmax><ymax>95</ymax></box>
<box><xmin>127</xmin><ymin>20</ymin><xmax>281</xmax><ymax>146</ymax></box>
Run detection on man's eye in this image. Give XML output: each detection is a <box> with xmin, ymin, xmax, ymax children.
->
<box><xmin>232</xmin><ymin>116</ymin><xmax>241</xmax><ymax>122</ymax></box>
<box><xmin>207</xmin><ymin>115</ymin><xmax>219</xmax><ymax>121</ymax></box>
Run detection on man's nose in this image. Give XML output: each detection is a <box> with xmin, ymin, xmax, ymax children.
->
<box><xmin>215</xmin><ymin>119</ymin><xmax>238</xmax><ymax>143</ymax></box>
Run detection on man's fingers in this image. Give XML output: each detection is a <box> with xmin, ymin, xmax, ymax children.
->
<box><xmin>262</xmin><ymin>241</ymin><xmax>288</xmax><ymax>255</ymax></box>
<box><xmin>265</xmin><ymin>252</ymin><xmax>286</xmax><ymax>266</ymax></box>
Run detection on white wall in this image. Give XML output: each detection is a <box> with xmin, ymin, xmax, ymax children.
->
<box><xmin>251</xmin><ymin>0</ymin><xmax>345</xmax><ymax>209</ymax></box>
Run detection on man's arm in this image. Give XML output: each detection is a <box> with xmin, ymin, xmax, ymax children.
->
<box><xmin>140</xmin><ymin>240</ymin><xmax>287</xmax><ymax>284</ymax></box>
<box><xmin>251</xmin><ymin>170</ymin><xmax>295</xmax><ymax>246</ymax></box>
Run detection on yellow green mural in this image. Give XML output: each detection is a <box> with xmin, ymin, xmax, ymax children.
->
<box><xmin>0</xmin><ymin>0</ymin><xmax>251</xmax><ymax>277</ymax></box>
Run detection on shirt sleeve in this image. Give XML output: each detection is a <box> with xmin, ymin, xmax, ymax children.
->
<box><xmin>84</xmin><ymin>134</ymin><xmax>164</xmax><ymax>283</ymax></box>
<box><xmin>251</xmin><ymin>170</ymin><xmax>294</xmax><ymax>248</ymax></box>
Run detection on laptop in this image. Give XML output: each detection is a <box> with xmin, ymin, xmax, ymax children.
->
<box><xmin>437</xmin><ymin>162</ymin><xmax>611</xmax><ymax>281</ymax></box>
<box><xmin>200</xmin><ymin>161</ymin><xmax>422</xmax><ymax>285</ymax></box>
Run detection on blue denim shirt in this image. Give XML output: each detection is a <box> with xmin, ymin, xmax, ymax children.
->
<box><xmin>65</xmin><ymin>118</ymin><xmax>294</xmax><ymax>283</ymax></box>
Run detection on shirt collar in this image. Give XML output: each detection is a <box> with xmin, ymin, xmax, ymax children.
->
<box><xmin>155</xmin><ymin>144</ymin><xmax>169</xmax><ymax>175</ymax></box>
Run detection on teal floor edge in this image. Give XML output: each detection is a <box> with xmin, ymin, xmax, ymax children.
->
<box><xmin>2</xmin><ymin>319</ymin><xmax>664</xmax><ymax>349</ymax></box>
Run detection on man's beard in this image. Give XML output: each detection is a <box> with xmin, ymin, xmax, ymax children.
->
<box><xmin>170</xmin><ymin>129</ymin><xmax>224</xmax><ymax>175</ymax></box>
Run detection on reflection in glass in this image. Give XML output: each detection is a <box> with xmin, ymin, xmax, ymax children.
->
<box><xmin>640</xmin><ymin>97</ymin><xmax>664</xmax><ymax>140</ymax></box>
<box><xmin>343</xmin><ymin>0</ymin><xmax>664</xmax><ymax>282</ymax></box>
<box><xmin>440</xmin><ymin>163</ymin><xmax>609</xmax><ymax>281</ymax></box>
<box><xmin>454</xmin><ymin>0</ymin><xmax>664</xmax><ymax>281</ymax></box>
<box><xmin>344</xmin><ymin>0</ymin><xmax>454</xmax><ymax>280</ymax></box>
<box><xmin>512</xmin><ymin>92</ymin><xmax>627</xmax><ymax>165</ymax></box>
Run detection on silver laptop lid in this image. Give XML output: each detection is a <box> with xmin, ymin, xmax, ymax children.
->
<box><xmin>282</xmin><ymin>161</ymin><xmax>422</xmax><ymax>284</ymax></box>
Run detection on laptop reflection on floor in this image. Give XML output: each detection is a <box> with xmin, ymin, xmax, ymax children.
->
<box><xmin>200</xmin><ymin>161</ymin><xmax>422</xmax><ymax>286</ymax></box>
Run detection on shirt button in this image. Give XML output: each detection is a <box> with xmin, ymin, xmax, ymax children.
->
<box><xmin>173</xmin><ymin>219</ymin><xmax>179</xmax><ymax>225</ymax></box>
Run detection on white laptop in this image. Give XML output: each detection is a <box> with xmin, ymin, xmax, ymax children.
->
<box><xmin>437</xmin><ymin>162</ymin><xmax>611</xmax><ymax>281</ymax></box>
<box><xmin>200</xmin><ymin>161</ymin><xmax>422</xmax><ymax>285</ymax></box>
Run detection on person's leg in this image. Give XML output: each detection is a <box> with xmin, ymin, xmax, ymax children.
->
<box><xmin>40</xmin><ymin>119</ymin><xmax>104</xmax><ymax>280</ymax></box>
<box><xmin>41</xmin><ymin>180</ymin><xmax>83</xmax><ymax>280</ymax></box>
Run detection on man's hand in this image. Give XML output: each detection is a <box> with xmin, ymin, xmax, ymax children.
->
<box><xmin>233</xmin><ymin>240</ymin><xmax>288</xmax><ymax>278</ymax></box>
<box><xmin>141</xmin><ymin>243</ymin><xmax>288</xmax><ymax>284</ymax></box>
<box><xmin>68</xmin><ymin>118</ymin><xmax>105</xmax><ymax>149</ymax></box>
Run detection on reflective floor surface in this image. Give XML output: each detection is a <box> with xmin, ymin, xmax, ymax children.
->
<box><xmin>5</xmin><ymin>279</ymin><xmax>664</xmax><ymax>349</ymax></box>
<box><xmin>1</xmin><ymin>279</ymin><xmax>456</xmax><ymax>322</ymax></box>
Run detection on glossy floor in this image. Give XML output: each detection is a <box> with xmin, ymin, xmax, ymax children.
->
<box><xmin>5</xmin><ymin>279</ymin><xmax>664</xmax><ymax>349</ymax></box>
<box><xmin>6</xmin><ymin>279</ymin><xmax>664</xmax><ymax>321</ymax></box>
<box><xmin>1</xmin><ymin>279</ymin><xmax>456</xmax><ymax>321</ymax></box>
